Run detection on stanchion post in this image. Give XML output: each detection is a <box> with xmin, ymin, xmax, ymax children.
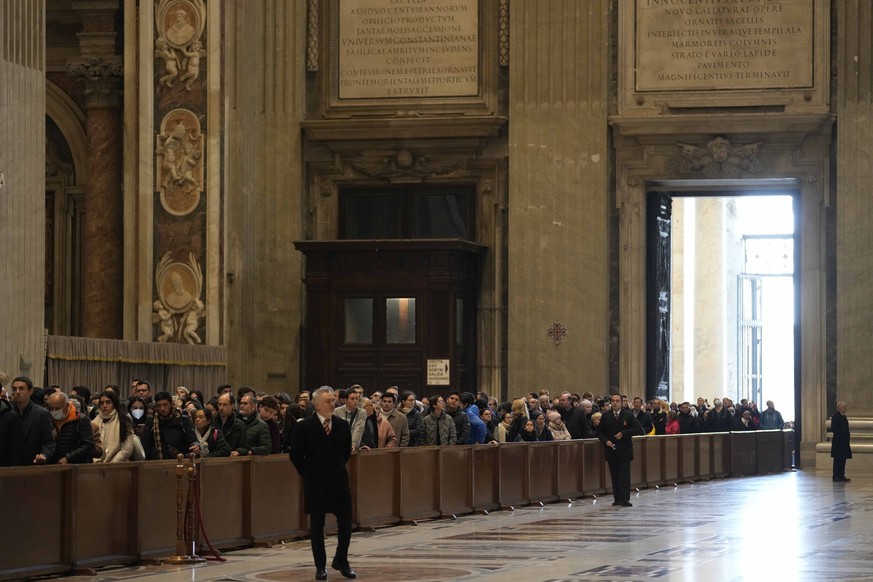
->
<box><xmin>164</xmin><ymin>453</ymin><xmax>206</xmax><ymax>564</ymax></box>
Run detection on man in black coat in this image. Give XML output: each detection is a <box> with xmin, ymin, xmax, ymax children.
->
<box><xmin>0</xmin><ymin>396</ymin><xmax>22</xmax><ymax>466</ymax></box>
<box><xmin>558</xmin><ymin>392</ymin><xmax>590</xmax><ymax>439</ymax></box>
<box><xmin>831</xmin><ymin>400</ymin><xmax>852</xmax><ymax>482</ymax></box>
<box><xmin>290</xmin><ymin>386</ymin><xmax>356</xmax><ymax>580</ymax></box>
<box><xmin>10</xmin><ymin>376</ymin><xmax>55</xmax><ymax>465</ymax></box>
<box><xmin>141</xmin><ymin>391</ymin><xmax>200</xmax><ymax>460</ymax></box>
<box><xmin>597</xmin><ymin>393</ymin><xmax>643</xmax><ymax>507</ymax></box>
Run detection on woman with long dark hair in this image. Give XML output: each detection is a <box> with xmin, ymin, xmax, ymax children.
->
<box><xmin>94</xmin><ymin>390</ymin><xmax>135</xmax><ymax>462</ymax></box>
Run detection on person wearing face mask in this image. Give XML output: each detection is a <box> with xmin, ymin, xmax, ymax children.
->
<box><xmin>93</xmin><ymin>390</ymin><xmax>135</xmax><ymax>463</ymax></box>
<box><xmin>46</xmin><ymin>391</ymin><xmax>96</xmax><ymax>464</ymax></box>
<box><xmin>128</xmin><ymin>396</ymin><xmax>149</xmax><ymax>437</ymax></box>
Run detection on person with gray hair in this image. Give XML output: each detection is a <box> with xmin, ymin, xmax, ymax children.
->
<box><xmin>46</xmin><ymin>390</ymin><xmax>95</xmax><ymax>464</ymax></box>
<box><xmin>289</xmin><ymin>386</ymin><xmax>356</xmax><ymax>579</ymax></box>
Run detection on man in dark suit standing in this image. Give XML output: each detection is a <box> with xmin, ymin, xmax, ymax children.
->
<box><xmin>831</xmin><ymin>400</ymin><xmax>852</xmax><ymax>483</ymax></box>
<box><xmin>597</xmin><ymin>393</ymin><xmax>643</xmax><ymax>507</ymax></box>
<box><xmin>290</xmin><ymin>386</ymin><xmax>356</xmax><ymax>580</ymax></box>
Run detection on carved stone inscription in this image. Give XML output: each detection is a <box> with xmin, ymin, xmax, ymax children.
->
<box><xmin>338</xmin><ymin>0</ymin><xmax>478</xmax><ymax>99</ymax></box>
<box><xmin>635</xmin><ymin>0</ymin><xmax>813</xmax><ymax>91</ymax></box>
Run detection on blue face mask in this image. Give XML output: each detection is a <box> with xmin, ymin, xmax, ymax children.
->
<box><xmin>131</xmin><ymin>408</ymin><xmax>145</xmax><ymax>420</ymax></box>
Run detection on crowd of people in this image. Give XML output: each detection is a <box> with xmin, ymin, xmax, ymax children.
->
<box><xmin>0</xmin><ymin>373</ymin><xmax>790</xmax><ymax>467</ymax></box>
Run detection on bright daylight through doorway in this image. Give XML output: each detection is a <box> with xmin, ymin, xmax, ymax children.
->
<box><xmin>670</xmin><ymin>194</ymin><xmax>794</xmax><ymax>424</ymax></box>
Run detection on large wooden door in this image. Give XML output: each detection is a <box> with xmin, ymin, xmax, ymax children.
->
<box><xmin>296</xmin><ymin>240</ymin><xmax>484</xmax><ymax>395</ymax></box>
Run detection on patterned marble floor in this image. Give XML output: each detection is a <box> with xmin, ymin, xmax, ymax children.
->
<box><xmin>51</xmin><ymin>471</ymin><xmax>873</xmax><ymax>582</ymax></box>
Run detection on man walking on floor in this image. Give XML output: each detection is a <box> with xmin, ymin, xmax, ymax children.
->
<box><xmin>289</xmin><ymin>386</ymin><xmax>356</xmax><ymax>580</ymax></box>
<box><xmin>597</xmin><ymin>393</ymin><xmax>643</xmax><ymax>506</ymax></box>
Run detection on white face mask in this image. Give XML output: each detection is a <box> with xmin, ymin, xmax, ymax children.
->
<box><xmin>51</xmin><ymin>409</ymin><xmax>66</xmax><ymax>420</ymax></box>
<box><xmin>131</xmin><ymin>408</ymin><xmax>145</xmax><ymax>420</ymax></box>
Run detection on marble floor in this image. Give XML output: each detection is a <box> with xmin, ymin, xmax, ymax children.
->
<box><xmin>52</xmin><ymin>470</ymin><xmax>873</xmax><ymax>582</ymax></box>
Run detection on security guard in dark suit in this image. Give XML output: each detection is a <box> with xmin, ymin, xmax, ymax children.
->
<box><xmin>597</xmin><ymin>393</ymin><xmax>643</xmax><ymax>506</ymax></box>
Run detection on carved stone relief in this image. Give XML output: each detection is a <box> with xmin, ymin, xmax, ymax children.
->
<box><xmin>155</xmin><ymin>0</ymin><xmax>206</xmax><ymax>90</ymax></box>
<box><xmin>153</xmin><ymin>252</ymin><xmax>205</xmax><ymax>344</ymax></box>
<box><xmin>673</xmin><ymin>136</ymin><xmax>770</xmax><ymax>177</ymax></box>
<box><xmin>349</xmin><ymin>149</ymin><xmax>462</xmax><ymax>181</ymax></box>
<box><xmin>156</xmin><ymin>109</ymin><xmax>204</xmax><ymax>216</ymax></box>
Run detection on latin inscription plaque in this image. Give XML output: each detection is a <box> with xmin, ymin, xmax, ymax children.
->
<box><xmin>338</xmin><ymin>0</ymin><xmax>478</xmax><ymax>99</ymax></box>
<box><xmin>635</xmin><ymin>0</ymin><xmax>813</xmax><ymax>91</ymax></box>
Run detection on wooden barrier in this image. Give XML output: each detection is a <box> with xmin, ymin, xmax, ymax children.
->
<box><xmin>0</xmin><ymin>430</ymin><xmax>794</xmax><ymax>580</ymax></box>
<box><xmin>399</xmin><ymin>447</ymin><xmax>440</xmax><ymax>521</ymax></box>
<box><xmin>498</xmin><ymin>444</ymin><xmax>528</xmax><ymax>508</ymax></box>
<box><xmin>440</xmin><ymin>446</ymin><xmax>473</xmax><ymax>516</ymax></box>
<box><xmin>555</xmin><ymin>440</ymin><xmax>585</xmax><ymax>500</ymax></box>
<box><xmin>250</xmin><ymin>456</ymin><xmax>306</xmax><ymax>544</ymax></box>
<box><xmin>471</xmin><ymin>445</ymin><xmax>500</xmax><ymax>512</ymax></box>
<box><xmin>528</xmin><ymin>442</ymin><xmax>558</xmax><ymax>504</ymax></box>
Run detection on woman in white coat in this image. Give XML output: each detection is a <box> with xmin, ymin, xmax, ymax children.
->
<box><xmin>93</xmin><ymin>390</ymin><xmax>135</xmax><ymax>462</ymax></box>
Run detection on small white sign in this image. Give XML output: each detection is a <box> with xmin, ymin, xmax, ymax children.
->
<box><xmin>427</xmin><ymin>359</ymin><xmax>450</xmax><ymax>386</ymax></box>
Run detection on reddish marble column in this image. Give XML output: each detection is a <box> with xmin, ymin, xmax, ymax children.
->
<box><xmin>67</xmin><ymin>58</ymin><xmax>124</xmax><ymax>338</ymax></box>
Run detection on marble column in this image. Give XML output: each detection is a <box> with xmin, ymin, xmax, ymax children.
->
<box><xmin>67</xmin><ymin>57</ymin><xmax>124</xmax><ymax>338</ymax></box>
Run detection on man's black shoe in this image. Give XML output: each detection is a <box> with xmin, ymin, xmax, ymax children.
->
<box><xmin>619</xmin><ymin>501</ymin><xmax>633</xmax><ymax>507</ymax></box>
<box><xmin>834</xmin><ymin>477</ymin><xmax>847</xmax><ymax>482</ymax></box>
<box><xmin>331</xmin><ymin>559</ymin><xmax>357</xmax><ymax>579</ymax></box>
<box><xmin>315</xmin><ymin>568</ymin><xmax>328</xmax><ymax>580</ymax></box>
<box><xmin>841</xmin><ymin>477</ymin><xmax>851</xmax><ymax>482</ymax></box>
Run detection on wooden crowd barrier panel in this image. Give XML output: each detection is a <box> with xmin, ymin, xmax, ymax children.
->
<box><xmin>399</xmin><ymin>446</ymin><xmax>440</xmax><ymax>522</ymax></box>
<box><xmin>472</xmin><ymin>445</ymin><xmax>500</xmax><ymax>512</ymax></box>
<box><xmin>0</xmin><ymin>465</ymin><xmax>70</xmax><ymax>580</ymax></box>
<box><xmin>136</xmin><ymin>460</ymin><xmax>180</xmax><ymax>560</ymax></box>
<box><xmin>527</xmin><ymin>441</ymin><xmax>558</xmax><ymax>504</ymax></box>
<box><xmin>555</xmin><ymin>440</ymin><xmax>585</xmax><ymax>499</ymax></box>
<box><xmin>580</xmin><ymin>439</ymin><xmax>606</xmax><ymax>495</ymax></box>
<box><xmin>198</xmin><ymin>456</ymin><xmax>250</xmax><ymax>549</ymax></box>
<box><xmin>351</xmin><ymin>448</ymin><xmax>400</xmax><ymax>529</ymax></box>
<box><xmin>712</xmin><ymin>432</ymin><xmax>729</xmax><ymax>477</ymax></box>
<box><xmin>498</xmin><ymin>443</ymin><xmax>529</xmax><ymax>507</ymax></box>
<box><xmin>663</xmin><ymin>435</ymin><xmax>681</xmax><ymax>484</ymax></box>
<box><xmin>698</xmin><ymin>434</ymin><xmax>714</xmax><ymax>479</ymax></box>
<box><xmin>630</xmin><ymin>435</ymin><xmax>646</xmax><ymax>490</ymax></box>
<box><xmin>71</xmin><ymin>463</ymin><xmax>139</xmax><ymax>569</ymax></box>
<box><xmin>643</xmin><ymin>435</ymin><xmax>665</xmax><ymax>486</ymax></box>
<box><xmin>679</xmin><ymin>434</ymin><xmax>698</xmax><ymax>482</ymax></box>
<box><xmin>439</xmin><ymin>445</ymin><xmax>473</xmax><ymax>516</ymax></box>
<box><xmin>730</xmin><ymin>432</ymin><xmax>757</xmax><ymax>476</ymax></box>
<box><xmin>755</xmin><ymin>430</ymin><xmax>785</xmax><ymax>474</ymax></box>
<box><xmin>250</xmin><ymin>455</ymin><xmax>306</xmax><ymax>545</ymax></box>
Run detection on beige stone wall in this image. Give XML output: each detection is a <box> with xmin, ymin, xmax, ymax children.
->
<box><xmin>0</xmin><ymin>0</ymin><xmax>46</xmax><ymax>381</ymax></box>
<box><xmin>507</xmin><ymin>1</ymin><xmax>610</xmax><ymax>394</ymax></box>
<box><xmin>225</xmin><ymin>1</ymin><xmax>306</xmax><ymax>392</ymax></box>
<box><xmin>836</xmin><ymin>1</ymin><xmax>873</xmax><ymax>417</ymax></box>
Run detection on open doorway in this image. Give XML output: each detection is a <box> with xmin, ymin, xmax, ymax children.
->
<box><xmin>647</xmin><ymin>191</ymin><xmax>796</xmax><ymax>425</ymax></box>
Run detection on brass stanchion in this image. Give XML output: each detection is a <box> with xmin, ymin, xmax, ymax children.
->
<box><xmin>164</xmin><ymin>453</ymin><xmax>206</xmax><ymax>564</ymax></box>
